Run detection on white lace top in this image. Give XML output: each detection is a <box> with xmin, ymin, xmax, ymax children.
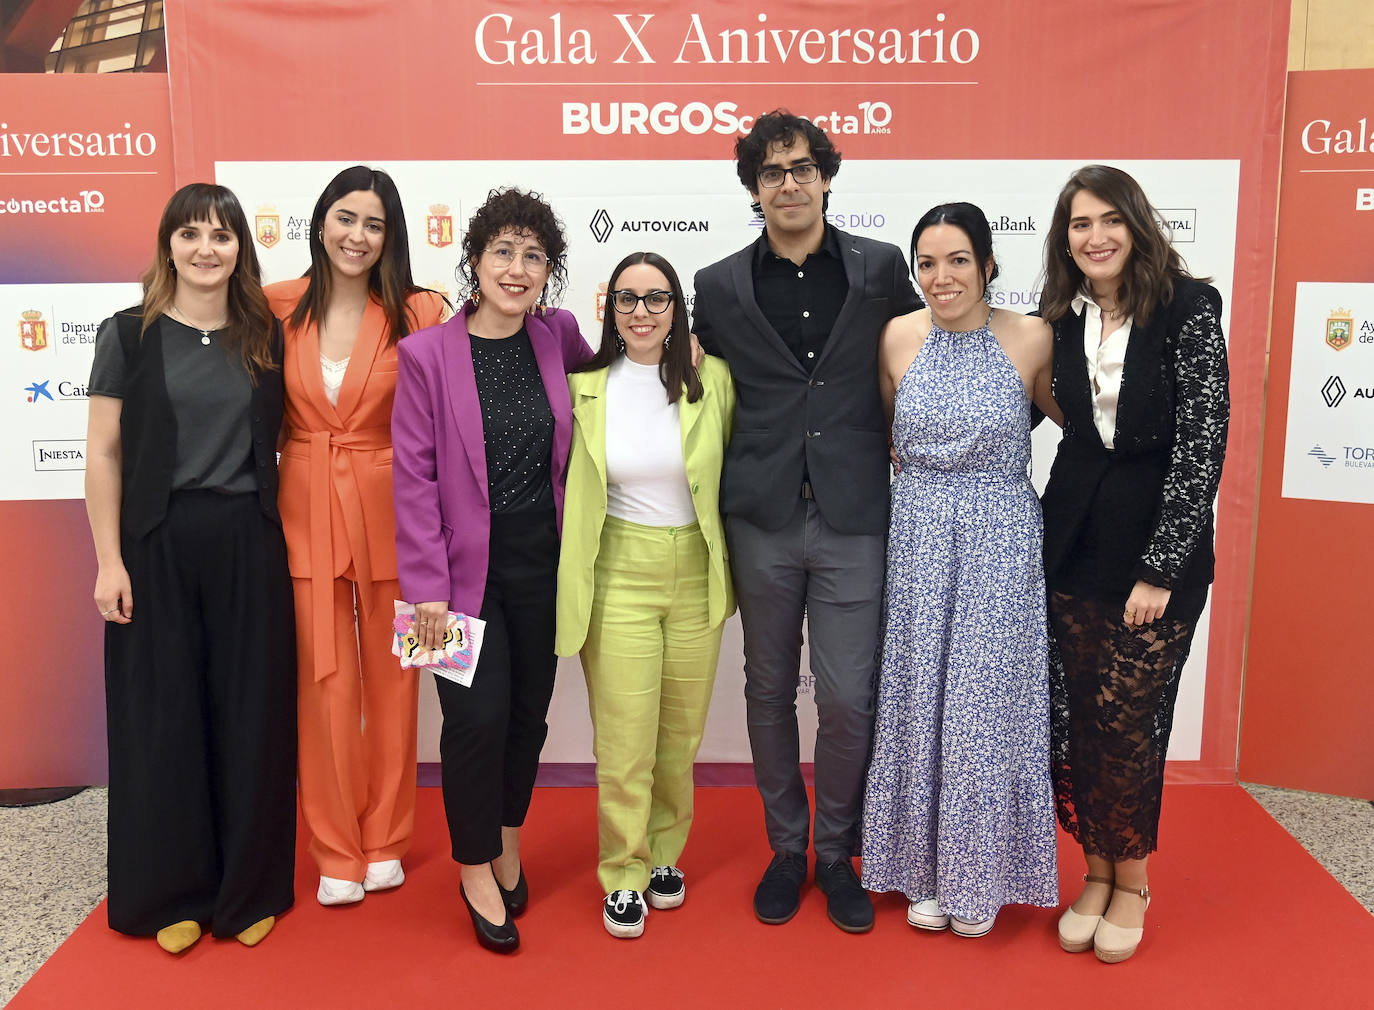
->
<box><xmin>321</xmin><ymin>354</ymin><xmax>349</xmax><ymax>406</ymax></box>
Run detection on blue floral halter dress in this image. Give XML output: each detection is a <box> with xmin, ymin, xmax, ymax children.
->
<box><xmin>860</xmin><ymin>313</ymin><xmax>1059</xmax><ymax>920</ymax></box>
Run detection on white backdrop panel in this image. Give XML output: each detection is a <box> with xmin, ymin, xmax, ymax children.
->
<box><xmin>1281</xmin><ymin>282</ymin><xmax>1374</xmax><ymax>504</ymax></box>
<box><xmin>215</xmin><ymin>158</ymin><xmax>1240</xmax><ymax>763</ymax></box>
<box><xmin>2</xmin><ymin>283</ymin><xmax>143</xmax><ymax>500</ymax></box>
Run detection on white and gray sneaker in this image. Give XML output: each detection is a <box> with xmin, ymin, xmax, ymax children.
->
<box><xmin>647</xmin><ymin>866</ymin><xmax>686</xmax><ymax>909</ymax></box>
<box><xmin>603</xmin><ymin>889</ymin><xmax>648</xmax><ymax>938</ymax></box>
<box><xmin>951</xmin><ymin>912</ymin><xmax>997</xmax><ymax>938</ymax></box>
<box><xmin>907</xmin><ymin>898</ymin><xmax>950</xmax><ymax>930</ymax></box>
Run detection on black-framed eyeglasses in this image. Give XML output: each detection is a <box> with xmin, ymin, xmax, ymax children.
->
<box><xmin>757</xmin><ymin>162</ymin><xmax>821</xmax><ymax>188</ymax></box>
<box><xmin>611</xmin><ymin>289</ymin><xmax>674</xmax><ymax>314</ymax></box>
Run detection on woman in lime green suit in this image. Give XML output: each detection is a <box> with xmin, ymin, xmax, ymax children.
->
<box><xmin>556</xmin><ymin>251</ymin><xmax>735</xmax><ymax>940</ymax></box>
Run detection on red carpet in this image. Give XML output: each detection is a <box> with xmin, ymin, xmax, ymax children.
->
<box><xmin>11</xmin><ymin>785</ymin><xmax>1373</xmax><ymax>1009</ymax></box>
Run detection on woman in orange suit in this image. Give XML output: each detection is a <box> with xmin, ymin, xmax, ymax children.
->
<box><xmin>267</xmin><ymin>166</ymin><xmax>446</xmax><ymax>906</ymax></box>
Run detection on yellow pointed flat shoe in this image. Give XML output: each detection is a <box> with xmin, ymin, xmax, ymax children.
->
<box><xmin>235</xmin><ymin>916</ymin><xmax>275</xmax><ymax>947</ymax></box>
<box><xmin>155</xmin><ymin>920</ymin><xmax>202</xmax><ymax>954</ymax></box>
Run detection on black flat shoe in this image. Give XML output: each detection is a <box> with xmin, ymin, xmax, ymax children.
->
<box><xmin>493</xmin><ymin>863</ymin><xmax>529</xmax><ymax>918</ymax></box>
<box><xmin>460</xmin><ymin>884</ymin><xmax>519</xmax><ymax>954</ymax></box>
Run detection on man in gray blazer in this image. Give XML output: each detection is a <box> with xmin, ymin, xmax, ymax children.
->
<box><xmin>692</xmin><ymin>111</ymin><xmax>920</xmax><ymax>933</ymax></box>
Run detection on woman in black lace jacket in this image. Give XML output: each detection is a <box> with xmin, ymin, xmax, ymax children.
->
<box><xmin>1038</xmin><ymin>165</ymin><xmax>1229</xmax><ymax>964</ymax></box>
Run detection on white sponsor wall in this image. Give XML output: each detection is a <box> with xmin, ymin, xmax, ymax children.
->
<box><xmin>198</xmin><ymin>158</ymin><xmax>1236</xmax><ymax>763</ymax></box>
<box><xmin>1281</xmin><ymin>282</ymin><xmax>1374</xmax><ymax>504</ymax></box>
<box><xmin>2</xmin><ymin>284</ymin><xmax>141</xmax><ymax>499</ymax></box>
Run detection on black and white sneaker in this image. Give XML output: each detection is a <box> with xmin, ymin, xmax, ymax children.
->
<box><xmin>603</xmin><ymin>890</ymin><xmax>647</xmax><ymax>938</ymax></box>
<box><xmin>647</xmin><ymin>866</ymin><xmax>686</xmax><ymax>909</ymax></box>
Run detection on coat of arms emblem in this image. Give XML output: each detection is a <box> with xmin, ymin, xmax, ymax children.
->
<box><xmin>1326</xmin><ymin>308</ymin><xmax>1353</xmax><ymax>351</ymax></box>
<box><xmin>255</xmin><ymin>204</ymin><xmax>281</xmax><ymax>249</ymax></box>
<box><xmin>19</xmin><ymin>310</ymin><xmax>48</xmax><ymax>351</ymax></box>
<box><xmin>427</xmin><ymin>204</ymin><xmax>454</xmax><ymax>248</ymax></box>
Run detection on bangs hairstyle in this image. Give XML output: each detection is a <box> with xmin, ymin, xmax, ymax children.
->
<box><xmin>289</xmin><ymin>165</ymin><xmax>442</xmax><ymax>343</ymax></box>
<box><xmin>910</xmin><ymin>201</ymin><xmax>1000</xmax><ymax>301</ymax></box>
<box><xmin>1040</xmin><ymin>164</ymin><xmax>1206</xmax><ymax>326</ymax></box>
<box><xmin>458</xmin><ymin>187</ymin><xmax>568</xmax><ymax>311</ymax></box>
<box><xmin>139</xmin><ymin>182</ymin><xmax>276</xmax><ymax>380</ymax></box>
<box><xmin>574</xmin><ymin>251</ymin><xmax>701</xmax><ymax>405</ymax></box>
<box><xmin>735</xmin><ymin>109</ymin><xmax>841</xmax><ymax>214</ymax></box>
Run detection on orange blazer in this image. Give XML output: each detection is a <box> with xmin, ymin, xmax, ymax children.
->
<box><xmin>267</xmin><ymin>278</ymin><xmax>446</xmax><ymax>680</ymax></box>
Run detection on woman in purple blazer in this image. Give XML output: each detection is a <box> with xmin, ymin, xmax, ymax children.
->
<box><xmin>392</xmin><ymin>188</ymin><xmax>593</xmax><ymax>954</ymax></box>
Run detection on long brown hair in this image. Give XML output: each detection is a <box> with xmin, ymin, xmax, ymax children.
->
<box><xmin>139</xmin><ymin>183</ymin><xmax>277</xmax><ymax>379</ymax></box>
<box><xmin>1040</xmin><ymin>165</ymin><xmax>1205</xmax><ymax>326</ymax></box>
<box><xmin>574</xmin><ymin>251</ymin><xmax>701</xmax><ymax>404</ymax></box>
<box><xmin>288</xmin><ymin>165</ymin><xmax>440</xmax><ymax>342</ymax></box>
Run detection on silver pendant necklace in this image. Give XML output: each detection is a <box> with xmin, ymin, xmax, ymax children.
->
<box><xmin>169</xmin><ymin>305</ymin><xmax>225</xmax><ymax>345</ymax></box>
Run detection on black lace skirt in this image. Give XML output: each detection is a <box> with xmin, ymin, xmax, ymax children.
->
<box><xmin>1047</xmin><ymin>589</ymin><xmax>1201</xmax><ymax>861</ymax></box>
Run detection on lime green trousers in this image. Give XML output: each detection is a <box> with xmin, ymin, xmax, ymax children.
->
<box><xmin>582</xmin><ymin>516</ymin><xmax>723</xmax><ymax>894</ymax></box>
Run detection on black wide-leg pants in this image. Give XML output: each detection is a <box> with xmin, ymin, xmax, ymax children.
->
<box><xmin>105</xmin><ymin>491</ymin><xmax>297</xmax><ymax>937</ymax></box>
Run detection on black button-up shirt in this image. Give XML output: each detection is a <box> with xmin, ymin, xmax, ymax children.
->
<box><xmin>752</xmin><ymin>225</ymin><xmax>846</xmax><ymax>375</ymax></box>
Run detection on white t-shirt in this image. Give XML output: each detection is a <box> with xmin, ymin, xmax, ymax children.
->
<box><xmin>604</xmin><ymin>355</ymin><xmax>697</xmax><ymax>526</ymax></box>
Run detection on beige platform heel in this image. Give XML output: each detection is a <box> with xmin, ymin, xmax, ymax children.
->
<box><xmin>1094</xmin><ymin>882</ymin><xmax>1152</xmax><ymax>963</ymax></box>
<box><xmin>1057</xmin><ymin>874</ymin><xmax>1113</xmax><ymax>953</ymax></box>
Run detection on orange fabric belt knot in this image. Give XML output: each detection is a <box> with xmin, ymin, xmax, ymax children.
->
<box><xmin>290</xmin><ymin>425</ymin><xmax>392</xmax><ymax>681</ymax></box>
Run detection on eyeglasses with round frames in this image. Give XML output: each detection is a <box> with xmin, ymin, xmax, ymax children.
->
<box><xmin>485</xmin><ymin>244</ymin><xmax>549</xmax><ymax>272</ymax></box>
<box><xmin>756</xmin><ymin>162</ymin><xmax>821</xmax><ymax>189</ymax></box>
<box><xmin>611</xmin><ymin>289</ymin><xmax>674</xmax><ymax>314</ymax></box>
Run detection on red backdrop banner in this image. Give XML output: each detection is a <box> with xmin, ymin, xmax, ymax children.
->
<box><xmin>2</xmin><ymin>0</ymin><xmax>1286</xmax><ymax>786</ymax></box>
<box><xmin>0</xmin><ymin>72</ymin><xmax>173</xmax><ymax>787</ymax></box>
<box><xmin>1241</xmin><ymin>68</ymin><xmax>1374</xmax><ymax>799</ymax></box>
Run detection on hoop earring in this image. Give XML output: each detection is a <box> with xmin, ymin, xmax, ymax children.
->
<box><xmin>615</xmin><ymin>335</ymin><xmax>625</xmax><ymax>354</ymax></box>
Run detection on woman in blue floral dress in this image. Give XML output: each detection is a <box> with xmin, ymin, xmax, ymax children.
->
<box><xmin>861</xmin><ymin>203</ymin><xmax>1061</xmax><ymax>937</ymax></box>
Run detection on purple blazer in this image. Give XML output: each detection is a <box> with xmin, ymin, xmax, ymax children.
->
<box><xmin>392</xmin><ymin>304</ymin><xmax>594</xmax><ymax>613</ymax></box>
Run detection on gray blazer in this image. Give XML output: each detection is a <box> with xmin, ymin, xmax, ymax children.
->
<box><xmin>692</xmin><ymin>228</ymin><xmax>920</xmax><ymax>535</ymax></box>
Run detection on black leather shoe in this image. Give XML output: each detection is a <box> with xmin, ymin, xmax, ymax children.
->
<box><xmin>815</xmin><ymin>858</ymin><xmax>874</xmax><ymax>933</ymax></box>
<box><xmin>754</xmin><ymin>851</ymin><xmax>808</xmax><ymax>924</ymax></box>
<box><xmin>493</xmin><ymin>862</ymin><xmax>529</xmax><ymax>918</ymax></box>
<box><xmin>460</xmin><ymin>883</ymin><xmax>519</xmax><ymax>954</ymax></box>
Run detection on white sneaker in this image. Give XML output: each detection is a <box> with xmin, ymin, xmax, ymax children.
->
<box><xmin>363</xmin><ymin>859</ymin><xmax>405</xmax><ymax>892</ymax></box>
<box><xmin>951</xmin><ymin>911</ymin><xmax>997</xmax><ymax>937</ymax></box>
<box><xmin>317</xmin><ymin>875</ymin><xmax>364</xmax><ymax>906</ymax></box>
<box><xmin>603</xmin><ymin>890</ymin><xmax>647</xmax><ymax>938</ymax></box>
<box><xmin>907</xmin><ymin>898</ymin><xmax>950</xmax><ymax>930</ymax></box>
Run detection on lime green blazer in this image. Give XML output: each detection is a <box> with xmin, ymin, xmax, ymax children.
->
<box><xmin>555</xmin><ymin>355</ymin><xmax>736</xmax><ymax>657</ymax></box>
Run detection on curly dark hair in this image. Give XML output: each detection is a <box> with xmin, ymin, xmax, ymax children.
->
<box><xmin>734</xmin><ymin>109</ymin><xmax>841</xmax><ymax>212</ymax></box>
<box><xmin>458</xmin><ymin>187</ymin><xmax>568</xmax><ymax>309</ymax></box>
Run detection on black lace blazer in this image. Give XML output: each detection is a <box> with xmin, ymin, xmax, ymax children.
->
<box><xmin>1040</xmin><ymin>278</ymin><xmax>1230</xmax><ymax>603</ymax></box>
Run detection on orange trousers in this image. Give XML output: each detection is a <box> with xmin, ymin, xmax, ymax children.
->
<box><xmin>294</xmin><ymin>574</ymin><xmax>418</xmax><ymax>881</ymax></box>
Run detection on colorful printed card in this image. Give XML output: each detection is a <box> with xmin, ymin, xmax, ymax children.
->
<box><xmin>391</xmin><ymin>601</ymin><xmax>484</xmax><ymax>687</ymax></box>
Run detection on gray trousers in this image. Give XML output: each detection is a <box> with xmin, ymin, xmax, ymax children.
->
<box><xmin>726</xmin><ymin>499</ymin><xmax>886</xmax><ymax>863</ymax></box>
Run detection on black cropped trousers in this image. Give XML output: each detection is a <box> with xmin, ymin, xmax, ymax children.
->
<box><xmin>434</xmin><ymin>509</ymin><xmax>559</xmax><ymax>865</ymax></box>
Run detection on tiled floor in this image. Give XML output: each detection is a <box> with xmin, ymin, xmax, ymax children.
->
<box><xmin>1</xmin><ymin>784</ymin><xmax>1370</xmax><ymax>1006</ymax></box>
